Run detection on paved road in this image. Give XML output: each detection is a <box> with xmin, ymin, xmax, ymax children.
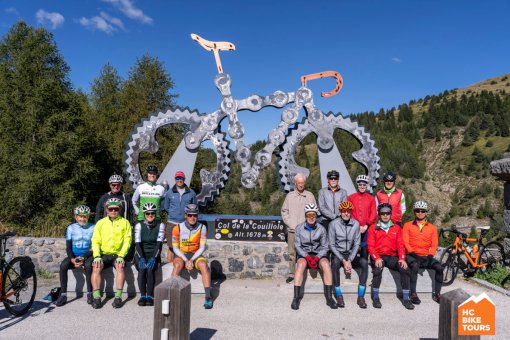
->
<box><xmin>1</xmin><ymin>275</ymin><xmax>508</xmax><ymax>340</ymax></box>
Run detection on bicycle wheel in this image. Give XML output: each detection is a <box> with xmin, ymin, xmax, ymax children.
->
<box><xmin>2</xmin><ymin>256</ymin><xmax>37</xmax><ymax>316</ymax></box>
<box><xmin>477</xmin><ymin>241</ymin><xmax>506</xmax><ymax>274</ymax></box>
<box><xmin>440</xmin><ymin>245</ymin><xmax>459</xmax><ymax>286</ymax></box>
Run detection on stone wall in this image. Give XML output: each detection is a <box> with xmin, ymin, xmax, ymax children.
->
<box><xmin>5</xmin><ymin>237</ymin><xmax>290</xmax><ymax>279</ymax></box>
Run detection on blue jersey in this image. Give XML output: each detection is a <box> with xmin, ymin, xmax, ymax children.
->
<box><xmin>65</xmin><ymin>222</ymin><xmax>95</xmax><ymax>257</ymax></box>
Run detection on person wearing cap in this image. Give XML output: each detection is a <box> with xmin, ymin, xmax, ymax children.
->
<box><xmin>403</xmin><ymin>201</ymin><xmax>443</xmax><ymax>304</ymax></box>
<box><xmin>132</xmin><ymin>164</ymin><xmax>166</xmax><ymax>222</ymax></box>
<box><xmin>90</xmin><ymin>198</ymin><xmax>132</xmax><ymax>309</ymax></box>
<box><xmin>318</xmin><ymin>169</ymin><xmax>347</xmax><ymax>230</ymax></box>
<box><xmin>55</xmin><ymin>205</ymin><xmax>95</xmax><ymax>307</ymax></box>
<box><xmin>376</xmin><ymin>171</ymin><xmax>406</xmax><ymax>227</ymax></box>
<box><xmin>291</xmin><ymin>203</ymin><xmax>337</xmax><ymax>310</ymax></box>
<box><xmin>348</xmin><ymin>174</ymin><xmax>377</xmax><ymax>259</ymax></box>
<box><xmin>329</xmin><ymin>201</ymin><xmax>368</xmax><ymax>309</ymax></box>
<box><xmin>161</xmin><ymin>171</ymin><xmax>197</xmax><ymax>262</ymax></box>
<box><xmin>95</xmin><ymin>174</ymin><xmax>133</xmax><ymax>223</ymax></box>
<box><xmin>281</xmin><ymin>173</ymin><xmax>317</xmax><ymax>284</ymax></box>
<box><xmin>367</xmin><ymin>203</ymin><xmax>414</xmax><ymax>310</ymax></box>
<box><xmin>171</xmin><ymin>204</ymin><xmax>213</xmax><ymax>309</ymax></box>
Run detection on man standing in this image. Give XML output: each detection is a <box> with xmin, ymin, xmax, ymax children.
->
<box><xmin>161</xmin><ymin>171</ymin><xmax>197</xmax><ymax>262</ymax></box>
<box><xmin>95</xmin><ymin>174</ymin><xmax>133</xmax><ymax>223</ymax></box>
<box><xmin>281</xmin><ymin>173</ymin><xmax>316</xmax><ymax>284</ymax></box>
<box><xmin>367</xmin><ymin>203</ymin><xmax>414</xmax><ymax>310</ymax></box>
<box><xmin>376</xmin><ymin>171</ymin><xmax>406</xmax><ymax>227</ymax></box>
<box><xmin>403</xmin><ymin>200</ymin><xmax>443</xmax><ymax>304</ymax></box>
<box><xmin>90</xmin><ymin>198</ymin><xmax>132</xmax><ymax>309</ymax></box>
<box><xmin>348</xmin><ymin>174</ymin><xmax>377</xmax><ymax>259</ymax></box>
<box><xmin>318</xmin><ymin>170</ymin><xmax>347</xmax><ymax>230</ymax></box>
<box><xmin>132</xmin><ymin>164</ymin><xmax>165</xmax><ymax>222</ymax></box>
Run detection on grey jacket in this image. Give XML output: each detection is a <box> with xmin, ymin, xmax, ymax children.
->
<box><xmin>328</xmin><ymin>218</ymin><xmax>360</xmax><ymax>261</ymax></box>
<box><xmin>294</xmin><ymin>222</ymin><xmax>329</xmax><ymax>259</ymax></box>
<box><xmin>318</xmin><ymin>186</ymin><xmax>348</xmax><ymax>221</ymax></box>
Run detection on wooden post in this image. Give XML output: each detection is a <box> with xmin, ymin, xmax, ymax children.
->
<box><xmin>438</xmin><ymin>288</ymin><xmax>480</xmax><ymax>340</ymax></box>
<box><xmin>153</xmin><ymin>276</ymin><xmax>191</xmax><ymax>340</ymax></box>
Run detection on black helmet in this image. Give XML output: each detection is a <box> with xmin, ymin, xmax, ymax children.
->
<box><xmin>327</xmin><ymin>170</ymin><xmax>339</xmax><ymax>179</ymax></box>
<box><xmin>377</xmin><ymin>203</ymin><xmax>392</xmax><ymax>214</ymax></box>
<box><xmin>146</xmin><ymin>164</ymin><xmax>159</xmax><ymax>174</ymax></box>
<box><xmin>185</xmin><ymin>203</ymin><xmax>199</xmax><ymax>215</ymax></box>
<box><xmin>382</xmin><ymin>171</ymin><xmax>396</xmax><ymax>182</ymax></box>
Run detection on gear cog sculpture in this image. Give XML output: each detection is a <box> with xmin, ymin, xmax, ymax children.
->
<box><xmin>124</xmin><ymin>34</ymin><xmax>380</xmax><ymax>205</ymax></box>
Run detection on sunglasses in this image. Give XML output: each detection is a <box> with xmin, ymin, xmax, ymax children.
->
<box><xmin>415</xmin><ymin>209</ymin><xmax>428</xmax><ymax>214</ymax></box>
<box><xmin>110</xmin><ymin>183</ymin><xmax>121</xmax><ymax>187</ymax></box>
<box><xmin>305</xmin><ymin>213</ymin><xmax>317</xmax><ymax>218</ymax></box>
<box><xmin>186</xmin><ymin>213</ymin><xmax>198</xmax><ymax>218</ymax></box>
<box><xmin>380</xmin><ymin>212</ymin><xmax>391</xmax><ymax>216</ymax></box>
<box><xmin>340</xmin><ymin>210</ymin><xmax>352</xmax><ymax>214</ymax></box>
<box><xmin>144</xmin><ymin>212</ymin><xmax>156</xmax><ymax>216</ymax></box>
<box><xmin>357</xmin><ymin>183</ymin><xmax>367</xmax><ymax>187</ymax></box>
<box><xmin>107</xmin><ymin>207</ymin><xmax>120</xmax><ymax>212</ymax></box>
<box><xmin>175</xmin><ymin>177</ymin><xmax>185</xmax><ymax>181</ymax></box>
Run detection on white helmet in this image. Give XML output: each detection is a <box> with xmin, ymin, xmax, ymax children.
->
<box><xmin>109</xmin><ymin>174</ymin><xmax>124</xmax><ymax>184</ymax></box>
<box><xmin>304</xmin><ymin>203</ymin><xmax>319</xmax><ymax>215</ymax></box>
<box><xmin>413</xmin><ymin>200</ymin><xmax>429</xmax><ymax>211</ymax></box>
<box><xmin>74</xmin><ymin>205</ymin><xmax>91</xmax><ymax>216</ymax></box>
<box><xmin>142</xmin><ymin>202</ymin><xmax>157</xmax><ymax>213</ymax></box>
<box><xmin>356</xmin><ymin>175</ymin><xmax>369</xmax><ymax>183</ymax></box>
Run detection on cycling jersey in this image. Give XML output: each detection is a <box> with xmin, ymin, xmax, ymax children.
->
<box><xmin>132</xmin><ymin>182</ymin><xmax>165</xmax><ymax>221</ymax></box>
<box><xmin>92</xmin><ymin>216</ymin><xmax>132</xmax><ymax>258</ymax></box>
<box><xmin>376</xmin><ymin>188</ymin><xmax>406</xmax><ymax>224</ymax></box>
<box><xmin>402</xmin><ymin>220</ymin><xmax>438</xmax><ymax>256</ymax></box>
<box><xmin>95</xmin><ymin>191</ymin><xmax>133</xmax><ymax>223</ymax></box>
<box><xmin>134</xmin><ymin>221</ymin><xmax>165</xmax><ymax>258</ymax></box>
<box><xmin>65</xmin><ymin>222</ymin><xmax>95</xmax><ymax>257</ymax></box>
<box><xmin>172</xmin><ymin>221</ymin><xmax>207</xmax><ymax>261</ymax></box>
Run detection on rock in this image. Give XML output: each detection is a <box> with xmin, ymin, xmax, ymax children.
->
<box><xmin>40</xmin><ymin>253</ymin><xmax>53</xmax><ymax>263</ymax></box>
<box><xmin>36</xmin><ymin>239</ymin><xmax>45</xmax><ymax>246</ymax></box>
<box><xmin>55</xmin><ymin>252</ymin><xmax>61</xmax><ymax>259</ymax></box>
<box><xmin>228</xmin><ymin>258</ymin><xmax>244</xmax><ymax>272</ymax></box>
<box><xmin>45</xmin><ymin>264</ymin><xmax>61</xmax><ymax>273</ymax></box>
<box><xmin>247</xmin><ymin>256</ymin><xmax>264</xmax><ymax>269</ymax></box>
<box><xmin>242</xmin><ymin>246</ymin><xmax>253</xmax><ymax>256</ymax></box>
<box><xmin>226</xmin><ymin>273</ymin><xmax>237</xmax><ymax>280</ymax></box>
<box><xmin>46</xmin><ymin>239</ymin><xmax>55</xmax><ymax>245</ymax></box>
<box><xmin>207</xmin><ymin>243</ymin><xmax>221</xmax><ymax>251</ymax></box>
<box><xmin>7</xmin><ymin>238</ymin><xmax>14</xmax><ymax>246</ymax></box>
<box><xmin>265</xmin><ymin>265</ymin><xmax>275</xmax><ymax>269</ymax></box>
<box><xmin>272</xmin><ymin>247</ymin><xmax>282</xmax><ymax>254</ymax></box>
<box><xmin>504</xmin><ymin>210</ymin><xmax>510</xmax><ymax>233</ymax></box>
<box><xmin>264</xmin><ymin>253</ymin><xmax>281</xmax><ymax>264</ymax></box>
<box><xmin>222</xmin><ymin>245</ymin><xmax>233</xmax><ymax>252</ymax></box>
<box><xmin>243</xmin><ymin>271</ymin><xmax>257</xmax><ymax>278</ymax></box>
<box><xmin>207</xmin><ymin>251</ymin><xmax>220</xmax><ymax>259</ymax></box>
<box><xmin>254</xmin><ymin>246</ymin><xmax>269</xmax><ymax>254</ymax></box>
<box><xmin>261</xmin><ymin>269</ymin><xmax>273</xmax><ymax>275</ymax></box>
<box><xmin>283</xmin><ymin>252</ymin><xmax>290</xmax><ymax>261</ymax></box>
<box><xmin>23</xmin><ymin>239</ymin><xmax>33</xmax><ymax>246</ymax></box>
<box><xmin>278</xmin><ymin>266</ymin><xmax>289</xmax><ymax>277</ymax></box>
<box><xmin>18</xmin><ymin>246</ymin><xmax>25</xmax><ymax>256</ymax></box>
<box><xmin>29</xmin><ymin>246</ymin><xmax>39</xmax><ymax>254</ymax></box>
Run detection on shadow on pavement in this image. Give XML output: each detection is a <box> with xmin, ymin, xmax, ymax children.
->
<box><xmin>0</xmin><ymin>300</ymin><xmax>52</xmax><ymax>331</ymax></box>
<box><xmin>190</xmin><ymin>327</ymin><xmax>217</xmax><ymax>340</ymax></box>
<box><xmin>210</xmin><ymin>260</ymin><xmax>226</xmax><ymax>301</ymax></box>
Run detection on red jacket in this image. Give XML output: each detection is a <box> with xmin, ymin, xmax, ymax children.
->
<box><xmin>348</xmin><ymin>192</ymin><xmax>377</xmax><ymax>226</ymax></box>
<box><xmin>367</xmin><ymin>222</ymin><xmax>406</xmax><ymax>261</ymax></box>
<box><xmin>402</xmin><ymin>220</ymin><xmax>438</xmax><ymax>256</ymax></box>
<box><xmin>376</xmin><ymin>188</ymin><xmax>404</xmax><ymax>223</ymax></box>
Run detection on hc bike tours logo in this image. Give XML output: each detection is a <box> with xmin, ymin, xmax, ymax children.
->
<box><xmin>458</xmin><ymin>292</ymin><xmax>495</xmax><ymax>336</ymax></box>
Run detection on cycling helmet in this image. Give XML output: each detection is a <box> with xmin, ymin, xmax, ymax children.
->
<box><xmin>382</xmin><ymin>171</ymin><xmax>396</xmax><ymax>182</ymax></box>
<box><xmin>304</xmin><ymin>203</ymin><xmax>319</xmax><ymax>215</ymax></box>
<box><xmin>185</xmin><ymin>203</ymin><xmax>199</xmax><ymax>215</ymax></box>
<box><xmin>378</xmin><ymin>203</ymin><xmax>392</xmax><ymax>214</ymax></box>
<box><xmin>142</xmin><ymin>202</ymin><xmax>157</xmax><ymax>212</ymax></box>
<box><xmin>327</xmin><ymin>170</ymin><xmax>339</xmax><ymax>179</ymax></box>
<box><xmin>146</xmin><ymin>164</ymin><xmax>159</xmax><ymax>174</ymax></box>
<box><xmin>108</xmin><ymin>174</ymin><xmax>123</xmax><ymax>184</ymax></box>
<box><xmin>338</xmin><ymin>201</ymin><xmax>353</xmax><ymax>211</ymax></box>
<box><xmin>413</xmin><ymin>200</ymin><xmax>429</xmax><ymax>211</ymax></box>
<box><xmin>74</xmin><ymin>205</ymin><xmax>91</xmax><ymax>216</ymax></box>
<box><xmin>356</xmin><ymin>175</ymin><xmax>369</xmax><ymax>183</ymax></box>
<box><xmin>105</xmin><ymin>197</ymin><xmax>122</xmax><ymax>207</ymax></box>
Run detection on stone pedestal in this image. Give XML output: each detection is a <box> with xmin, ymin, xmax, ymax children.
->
<box><xmin>489</xmin><ymin>154</ymin><xmax>510</xmax><ymax>257</ymax></box>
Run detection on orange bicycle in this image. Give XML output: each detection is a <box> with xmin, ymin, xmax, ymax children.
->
<box><xmin>439</xmin><ymin>226</ymin><xmax>505</xmax><ymax>286</ymax></box>
<box><xmin>0</xmin><ymin>231</ymin><xmax>37</xmax><ymax>316</ymax></box>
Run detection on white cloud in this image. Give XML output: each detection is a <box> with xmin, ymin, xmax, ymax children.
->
<box><xmin>5</xmin><ymin>7</ymin><xmax>19</xmax><ymax>15</ymax></box>
<box><xmin>36</xmin><ymin>9</ymin><xmax>65</xmax><ymax>29</ymax></box>
<box><xmin>392</xmin><ymin>57</ymin><xmax>402</xmax><ymax>63</ymax></box>
<box><xmin>102</xmin><ymin>0</ymin><xmax>153</xmax><ymax>24</ymax></box>
<box><xmin>79</xmin><ymin>12</ymin><xmax>124</xmax><ymax>35</ymax></box>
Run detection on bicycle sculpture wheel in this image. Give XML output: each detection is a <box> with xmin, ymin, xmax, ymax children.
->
<box><xmin>125</xmin><ymin>34</ymin><xmax>380</xmax><ymax>205</ymax></box>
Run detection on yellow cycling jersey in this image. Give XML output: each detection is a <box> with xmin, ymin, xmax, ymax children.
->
<box><xmin>92</xmin><ymin>216</ymin><xmax>132</xmax><ymax>258</ymax></box>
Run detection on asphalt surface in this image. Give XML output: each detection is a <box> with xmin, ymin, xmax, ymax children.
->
<box><xmin>1</xmin><ymin>275</ymin><xmax>509</xmax><ymax>340</ymax></box>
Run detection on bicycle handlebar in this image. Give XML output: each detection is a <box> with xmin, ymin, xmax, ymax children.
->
<box><xmin>439</xmin><ymin>227</ymin><xmax>467</xmax><ymax>240</ymax></box>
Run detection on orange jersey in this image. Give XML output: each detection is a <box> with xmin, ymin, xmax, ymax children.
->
<box><xmin>402</xmin><ymin>220</ymin><xmax>438</xmax><ymax>256</ymax></box>
<box><xmin>171</xmin><ymin>222</ymin><xmax>207</xmax><ymax>255</ymax></box>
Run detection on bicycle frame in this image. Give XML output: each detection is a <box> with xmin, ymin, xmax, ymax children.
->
<box><xmin>451</xmin><ymin>234</ymin><xmax>485</xmax><ymax>269</ymax></box>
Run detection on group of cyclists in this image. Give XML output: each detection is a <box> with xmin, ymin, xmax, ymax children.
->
<box><xmin>56</xmin><ymin>165</ymin><xmax>213</xmax><ymax>310</ymax></box>
<box><xmin>282</xmin><ymin>170</ymin><xmax>443</xmax><ymax>310</ymax></box>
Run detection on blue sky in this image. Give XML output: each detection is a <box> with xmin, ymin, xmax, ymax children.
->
<box><xmin>1</xmin><ymin>1</ymin><xmax>509</xmax><ymax>144</ymax></box>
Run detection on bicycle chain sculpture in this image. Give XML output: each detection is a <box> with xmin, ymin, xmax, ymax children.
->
<box><xmin>125</xmin><ymin>34</ymin><xmax>380</xmax><ymax>205</ymax></box>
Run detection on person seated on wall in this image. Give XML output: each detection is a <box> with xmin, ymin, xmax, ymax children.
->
<box><xmin>318</xmin><ymin>170</ymin><xmax>347</xmax><ymax>230</ymax></box>
<box><xmin>329</xmin><ymin>201</ymin><xmax>368</xmax><ymax>309</ymax></box>
<box><xmin>90</xmin><ymin>198</ymin><xmax>132</xmax><ymax>309</ymax></box>
<box><xmin>403</xmin><ymin>200</ymin><xmax>443</xmax><ymax>305</ymax></box>
<box><xmin>171</xmin><ymin>204</ymin><xmax>213</xmax><ymax>309</ymax></box>
<box><xmin>291</xmin><ymin>203</ymin><xmax>337</xmax><ymax>310</ymax></box>
<box><xmin>134</xmin><ymin>203</ymin><xmax>165</xmax><ymax>307</ymax></box>
<box><xmin>367</xmin><ymin>203</ymin><xmax>414</xmax><ymax>310</ymax></box>
<box><xmin>376</xmin><ymin>171</ymin><xmax>406</xmax><ymax>227</ymax></box>
<box><xmin>55</xmin><ymin>205</ymin><xmax>95</xmax><ymax>307</ymax></box>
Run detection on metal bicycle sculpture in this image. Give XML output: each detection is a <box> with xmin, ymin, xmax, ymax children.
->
<box><xmin>125</xmin><ymin>34</ymin><xmax>380</xmax><ymax>205</ymax></box>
